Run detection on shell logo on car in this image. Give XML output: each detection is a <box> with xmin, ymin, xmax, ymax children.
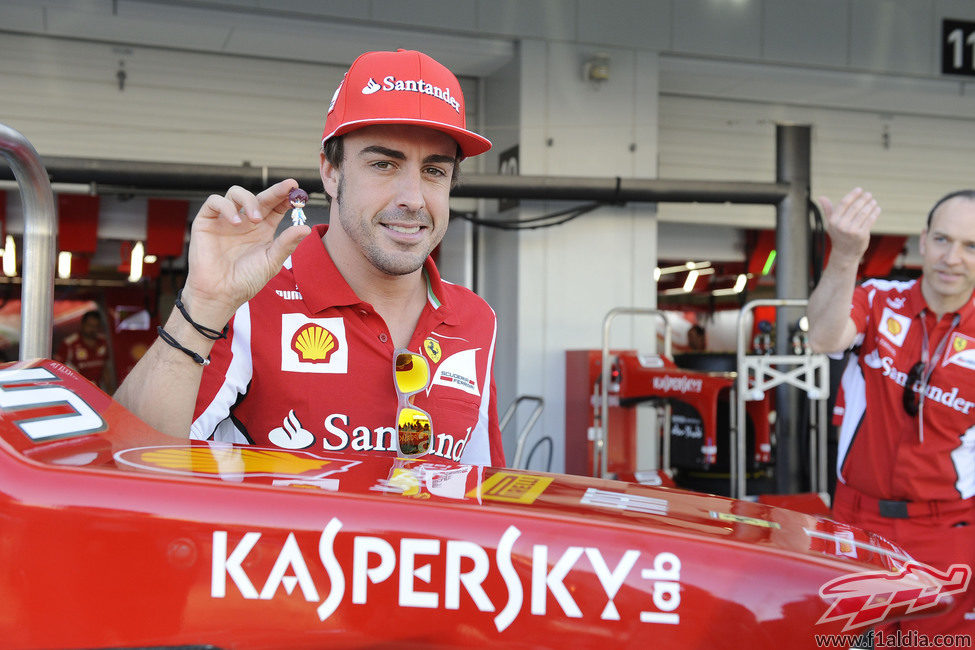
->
<box><xmin>115</xmin><ymin>445</ymin><xmax>360</xmax><ymax>482</ymax></box>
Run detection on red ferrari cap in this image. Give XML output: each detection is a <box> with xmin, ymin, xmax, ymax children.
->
<box><xmin>322</xmin><ymin>49</ymin><xmax>492</xmax><ymax>159</ymax></box>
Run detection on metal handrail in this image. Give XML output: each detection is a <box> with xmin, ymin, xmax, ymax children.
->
<box><xmin>501</xmin><ymin>395</ymin><xmax>545</xmax><ymax>469</ymax></box>
<box><xmin>597</xmin><ymin>307</ymin><xmax>672</xmax><ymax>479</ymax></box>
<box><xmin>0</xmin><ymin>124</ymin><xmax>56</xmax><ymax>360</ymax></box>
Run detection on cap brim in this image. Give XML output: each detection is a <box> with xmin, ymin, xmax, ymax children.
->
<box><xmin>323</xmin><ymin>118</ymin><xmax>492</xmax><ymax>159</ymax></box>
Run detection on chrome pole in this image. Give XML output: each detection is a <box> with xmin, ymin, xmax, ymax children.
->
<box><xmin>0</xmin><ymin>124</ymin><xmax>56</xmax><ymax>360</ymax></box>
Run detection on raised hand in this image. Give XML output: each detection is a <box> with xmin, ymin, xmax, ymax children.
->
<box><xmin>181</xmin><ymin>179</ymin><xmax>312</xmax><ymax>328</ymax></box>
<box><xmin>818</xmin><ymin>187</ymin><xmax>881</xmax><ymax>264</ymax></box>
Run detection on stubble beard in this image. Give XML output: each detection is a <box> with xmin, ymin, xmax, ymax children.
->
<box><xmin>335</xmin><ymin>175</ymin><xmax>432</xmax><ymax>277</ymax></box>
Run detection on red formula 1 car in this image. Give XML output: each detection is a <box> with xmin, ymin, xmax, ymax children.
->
<box><xmin>0</xmin><ymin>359</ymin><xmax>966</xmax><ymax>649</ymax></box>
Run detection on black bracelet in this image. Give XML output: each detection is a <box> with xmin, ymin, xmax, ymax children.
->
<box><xmin>175</xmin><ymin>289</ymin><xmax>229</xmax><ymax>340</ymax></box>
<box><xmin>157</xmin><ymin>326</ymin><xmax>210</xmax><ymax>366</ymax></box>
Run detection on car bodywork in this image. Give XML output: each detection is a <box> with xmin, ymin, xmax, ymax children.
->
<box><xmin>0</xmin><ymin>359</ymin><xmax>955</xmax><ymax>649</ymax></box>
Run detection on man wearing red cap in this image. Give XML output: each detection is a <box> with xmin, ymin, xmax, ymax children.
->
<box><xmin>117</xmin><ymin>50</ymin><xmax>505</xmax><ymax>467</ymax></box>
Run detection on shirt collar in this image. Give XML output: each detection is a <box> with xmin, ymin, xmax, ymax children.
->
<box><xmin>905</xmin><ymin>278</ymin><xmax>975</xmax><ymax>322</ymax></box>
<box><xmin>292</xmin><ymin>224</ymin><xmax>456</xmax><ymax>323</ymax></box>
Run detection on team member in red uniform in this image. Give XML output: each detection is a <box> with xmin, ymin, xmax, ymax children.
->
<box><xmin>56</xmin><ymin>309</ymin><xmax>114</xmax><ymax>391</ymax></box>
<box><xmin>808</xmin><ymin>188</ymin><xmax>975</xmax><ymax>640</ymax></box>
<box><xmin>116</xmin><ymin>50</ymin><xmax>504</xmax><ymax>466</ymax></box>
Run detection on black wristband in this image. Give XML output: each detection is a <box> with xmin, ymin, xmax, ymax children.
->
<box><xmin>175</xmin><ymin>289</ymin><xmax>229</xmax><ymax>340</ymax></box>
<box><xmin>157</xmin><ymin>326</ymin><xmax>210</xmax><ymax>366</ymax></box>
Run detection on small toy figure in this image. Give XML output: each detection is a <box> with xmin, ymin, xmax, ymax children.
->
<box><xmin>289</xmin><ymin>187</ymin><xmax>308</xmax><ymax>227</ymax></box>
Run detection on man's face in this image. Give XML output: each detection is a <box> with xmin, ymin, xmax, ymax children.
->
<box><xmin>919</xmin><ymin>197</ymin><xmax>975</xmax><ymax>311</ymax></box>
<box><xmin>320</xmin><ymin>124</ymin><xmax>457</xmax><ymax>276</ymax></box>
<box><xmin>80</xmin><ymin>315</ymin><xmax>101</xmax><ymax>340</ymax></box>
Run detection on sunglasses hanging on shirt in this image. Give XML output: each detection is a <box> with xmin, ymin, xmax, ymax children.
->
<box><xmin>393</xmin><ymin>349</ymin><xmax>434</xmax><ymax>458</ymax></box>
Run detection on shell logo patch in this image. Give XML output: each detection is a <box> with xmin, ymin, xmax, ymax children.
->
<box><xmin>292</xmin><ymin>324</ymin><xmax>338</xmax><ymax>363</ymax></box>
<box><xmin>467</xmin><ymin>471</ymin><xmax>552</xmax><ymax>504</ymax></box>
<box><xmin>281</xmin><ymin>315</ymin><xmax>348</xmax><ymax>374</ymax></box>
<box><xmin>879</xmin><ymin>307</ymin><xmax>911</xmax><ymax>347</ymax></box>
<box><xmin>944</xmin><ymin>333</ymin><xmax>975</xmax><ymax>370</ymax></box>
<box><xmin>423</xmin><ymin>337</ymin><xmax>442</xmax><ymax>363</ymax></box>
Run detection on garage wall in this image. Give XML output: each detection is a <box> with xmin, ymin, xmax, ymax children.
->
<box><xmin>656</xmin><ymin>58</ymin><xmax>975</xmax><ymax>235</ymax></box>
<box><xmin>2</xmin><ymin>0</ymin><xmax>975</xmax><ymax>472</ymax></box>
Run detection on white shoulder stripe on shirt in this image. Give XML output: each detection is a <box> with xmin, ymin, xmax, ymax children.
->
<box><xmin>190</xmin><ymin>301</ymin><xmax>254</xmax><ymax>443</ymax></box>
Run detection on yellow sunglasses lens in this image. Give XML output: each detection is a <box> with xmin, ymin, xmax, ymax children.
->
<box><xmin>397</xmin><ymin>407</ymin><xmax>433</xmax><ymax>456</ymax></box>
<box><xmin>395</xmin><ymin>352</ymin><xmax>429</xmax><ymax>395</ymax></box>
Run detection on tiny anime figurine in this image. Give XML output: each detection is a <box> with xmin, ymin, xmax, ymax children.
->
<box><xmin>288</xmin><ymin>187</ymin><xmax>308</xmax><ymax>227</ymax></box>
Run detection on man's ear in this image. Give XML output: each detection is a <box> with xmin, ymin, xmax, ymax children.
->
<box><xmin>919</xmin><ymin>228</ymin><xmax>927</xmax><ymax>256</ymax></box>
<box><xmin>320</xmin><ymin>152</ymin><xmax>339</xmax><ymax>200</ymax></box>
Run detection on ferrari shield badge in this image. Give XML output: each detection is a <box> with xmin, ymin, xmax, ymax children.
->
<box><xmin>423</xmin><ymin>337</ymin><xmax>441</xmax><ymax>364</ymax></box>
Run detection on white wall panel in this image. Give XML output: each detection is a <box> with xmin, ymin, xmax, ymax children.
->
<box><xmin>673</xmin><ymin>0</ymin><xmax>762</xmax><ymax>59</ymax></box>
<box><xmin>477</xmin><ymin>0</ymin><xmax>577</xmax><ymax>41</ymax></box>
<box><xmin>577</xmin><ymin>0</ymin><xmax>672</xmax><ymax>50</ymax></box>
<box><xmin>0</xmin><ymin>32</ymin><xmax>485</xmax><ymax>171</ymax></box>
<box><xmin>660</xmin><ymin>57</ymin><xmax>974</xmax><ymax>119</ymax></box>
<box><xmin>850</xmin><ymin>0</ymin><xmax>936</xmax><ymax>75</ymax></box>
<box><xmin>506</xmin><ymin>40</ymin><xmax>660</xmax><ymax>471</ymax></box>
<box><xmin>763</xmin><ymin>0</ymin><xmax>850</xmax><ymax>67</ymax></box>
<box><xmin>657</xmin><ymin>56</ymin><xmax>975</xmax><ymax>235</ymax></box>
<box><xmin>371</xmin><ymin>0</ymin><xmax>477</xmax><ymax>31</ymax></box>
<box><xmin>258</xmin><ymin>0</ymin><xmax>367</xmax><ymax>18</ymax></box>
<box><xmin>936</xmin><ymin>0</ymin><xmax>975</xmax><ymax>22</ymax></box>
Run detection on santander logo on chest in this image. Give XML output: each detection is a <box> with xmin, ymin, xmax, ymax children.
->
<box><xmin>268</xmin><ymin>327</ymin><xmax>483</xmax><ymax>460</ymax></box>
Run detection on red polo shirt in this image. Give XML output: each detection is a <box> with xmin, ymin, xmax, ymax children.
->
<box><xmin>836</xmin><ymin>278</ymin><xmax>975</xmax><ymax>502</ymax></box>
<box><xmin>191</xmin><ymin>225</ymin><xmax>504</xmax><ymax>467</ymax></box>
<box><xmin>56</xmin><ymin>333</ymin><xmax>109</xmax><ymax>385</ymax></box>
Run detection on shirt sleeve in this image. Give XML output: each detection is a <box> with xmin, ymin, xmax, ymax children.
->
<box><xmin>849</xmin><ymin>283</ymin><xmax>871</xmax><ymax>335</ymax></box>
<box><xmin>190</xmin><ymin>302</ymin><xmax>254</xmax><ymax>442</ymax></box>
<box><xmin>486</xmin><ymin>372</ymin><xmax>505</xmax><ymax>467</ymax></box>
<box><xmin>457</xmin><ymin>304</ymin><xmax>505</xmax><ymax>467</ymax></box>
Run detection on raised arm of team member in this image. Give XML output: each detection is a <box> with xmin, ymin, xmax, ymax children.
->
<box><xmin>806</xmin><ymin>187</ymin><xmax>881</xmax><ymax>354</ymax></box>
<box><xmin>114</xmin><ymin>179</ymin><xmax>311</xmax><ymax>437</ymax></box>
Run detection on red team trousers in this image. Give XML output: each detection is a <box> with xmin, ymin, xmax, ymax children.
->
<box><xmin>833</xmin><ymin>483</ymin><xmax>975</xmax><ymax>644</ymax></box>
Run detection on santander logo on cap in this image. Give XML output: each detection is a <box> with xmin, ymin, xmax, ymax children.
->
<box><xmin>359</xmin><ymin>75</ymin><xmax>462</xmax><ymax>114</ymax></box>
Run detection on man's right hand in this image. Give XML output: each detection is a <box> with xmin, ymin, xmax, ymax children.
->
<box><xmin>180</xmin><ymin>179</ymin><xmax>312</xmax><ymax>329</ymax></box>
<box><xmin>807</xmin><ymin>187</ymin><xmax>881</xmax><ymax>354</ymax></box>
<box><xmin>818</xmin><ymin>187</ymin><xmax>881</xmax><ymax>265</ymax></box>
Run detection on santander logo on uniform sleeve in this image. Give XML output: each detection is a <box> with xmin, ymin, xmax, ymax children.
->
<box><xmin>281</xmin><ymin>315</ymin><xmax>349</xmax><ymax>374</ymax></box>
<box><xmin>430</xmin><ymin>349</ymin><xmax>480</xmax><ymax>397</ymax></box>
